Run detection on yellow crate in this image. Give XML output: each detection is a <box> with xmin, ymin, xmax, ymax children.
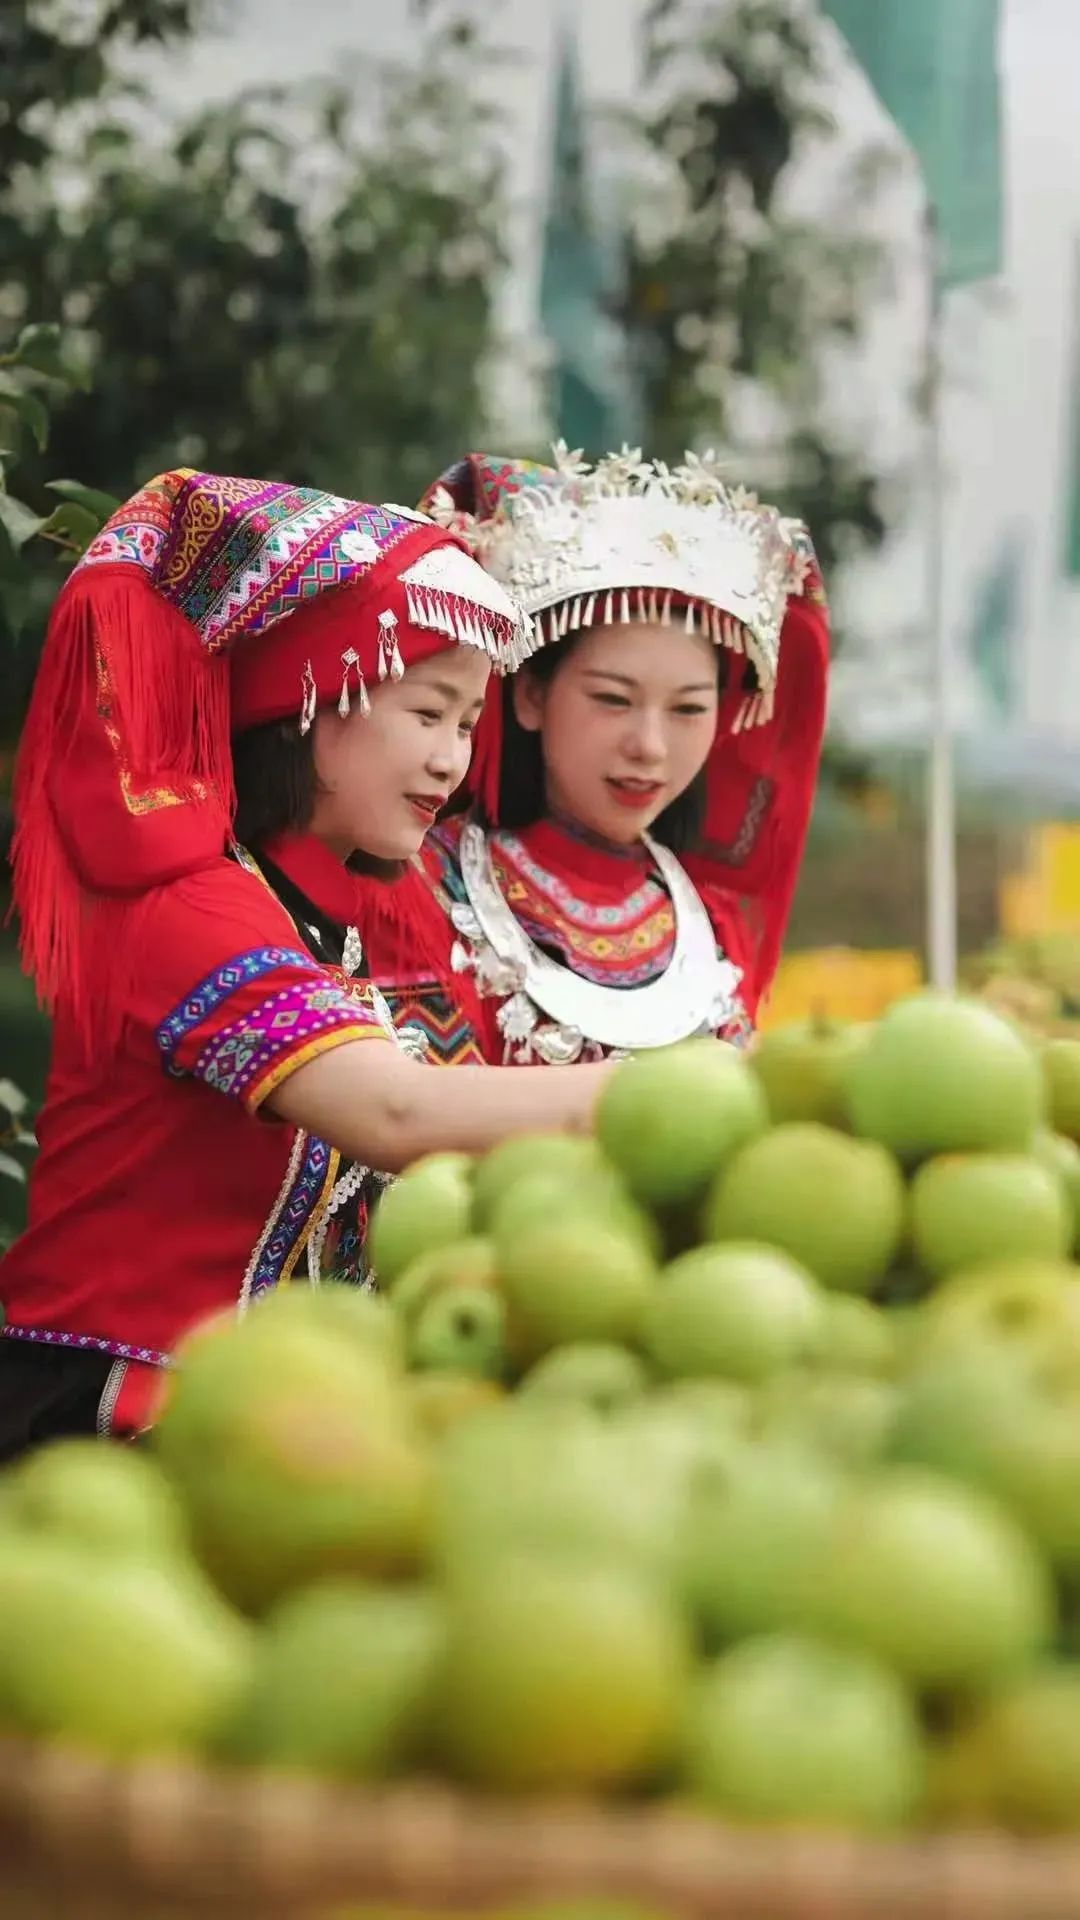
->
<box><xmin>760</xmin><ymin>948</ymin><xmax>922</xmax><ymax>1029</ymax></box>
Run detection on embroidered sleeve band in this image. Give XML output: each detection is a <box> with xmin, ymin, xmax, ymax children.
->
<box><xmin>156</xmin><ymin>946</ymin><xmax>387</xmax><ymax>1113</ymax></box>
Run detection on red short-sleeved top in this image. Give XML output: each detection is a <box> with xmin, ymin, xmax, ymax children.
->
<box><xmin>0</xmin><ymin>857</ymin><xmax>388</xmax><ymax>1369</ymax></box>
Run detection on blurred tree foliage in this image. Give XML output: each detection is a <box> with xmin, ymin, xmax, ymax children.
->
<box><xmin>1</xmin><ymin>0</ymin><xmax>509</xmax><ymax>737</ymax></box>
<box><xmin>2</xmin><ymin>0</ymin><xmax>904</xmax><ymax>811</ymax></box>
<box><xmin>618</xmin><ymin>0</ymin><xmax>895</xmax><ymax>579</ymax></box>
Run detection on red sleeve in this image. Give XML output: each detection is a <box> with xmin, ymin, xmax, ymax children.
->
<box><xmin>133</xmin><ymin>859</ymin><xmax>388</xmax><ymax>1114</ymax></box>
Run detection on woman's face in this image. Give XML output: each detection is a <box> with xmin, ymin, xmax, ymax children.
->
<box><xmin>310</xmin><ymin>646</ymin><xmax>490</xmax><ymax>860</ymax></box>
<box><xmin>513</xmin><ymin>618</ymin><xmax>720</xmax><ymax>845</ymax></box>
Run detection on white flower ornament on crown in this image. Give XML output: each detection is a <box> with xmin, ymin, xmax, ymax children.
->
<box><xmin>438</xmin><ymin>445</ymin><xmax>819</xmax><ymax>730</ymax></box>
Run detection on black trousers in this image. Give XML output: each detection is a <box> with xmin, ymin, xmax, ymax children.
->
<box><xmin>0</xmin><ymin>1342</ymin><xmax>115</xmax><ymax>1464</ymax></box>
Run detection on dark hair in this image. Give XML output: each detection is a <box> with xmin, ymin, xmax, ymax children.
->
<box><xmin>231</xmin><ymin>720</ymin><xmax>405</xmax><ymax>882</ymax></box>
<box><xmin>487</xmin><ymin>628</ymin><xmax>733</xmax><ymax>856</ymax></box>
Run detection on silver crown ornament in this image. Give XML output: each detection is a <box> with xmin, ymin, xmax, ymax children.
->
<box><xmin>429</xmin><ymin>445</ymin><xmax>818</xmax><ymax>730</ymax></box>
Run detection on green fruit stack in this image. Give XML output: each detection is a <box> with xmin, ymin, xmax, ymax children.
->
<box><xmin>5</xmin><ymin>995</ymin><xmax>1080</xmax><ymax>1837</ymax></box>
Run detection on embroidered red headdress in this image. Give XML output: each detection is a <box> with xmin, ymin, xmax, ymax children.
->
<box><xmin>420</xmin><ymin>448</ymin><xmax>830</xmax><ymax>995</ymax></box>
<box><xmin>12</xmin><ymin>467</ymin><xmax>533</xmax><ymax>1049</ymax></box>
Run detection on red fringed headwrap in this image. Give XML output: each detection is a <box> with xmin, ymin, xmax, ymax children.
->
<box><xmin>10</xmin><ymin>468</ymin><xmax>531</xmax><ymax>1054</ymax></box>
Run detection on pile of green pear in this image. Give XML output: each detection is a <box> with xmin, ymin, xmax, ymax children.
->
<box><xmin>5</xmin><ymin>992</ymin><xmax>1080</xmax><ymax>1836</ymax></box>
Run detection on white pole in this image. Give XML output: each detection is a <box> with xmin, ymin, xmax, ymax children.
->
<box><xmin>924</xmin><ymin>208</ymin><xmax>957</xmax><ymax>991</ymax></box>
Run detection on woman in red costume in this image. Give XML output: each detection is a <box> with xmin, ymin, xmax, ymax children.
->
<box><xmin>0</xmin><ymin>467</ymin><xmax>608</xmax><ymax>1456</ymax></box>
<box><xmin>367</xmin><ymin>448</ymin><xmax>830</xmax><ymax>1067</ymax></box>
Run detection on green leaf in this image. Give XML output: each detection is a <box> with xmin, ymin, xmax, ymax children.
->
<box><xmin>0</xmin><ymin>577</ymin><xmax>33</xmax><ymax>640</ymax></box>
<box><xmin>39</xmin><ymin>501</ymin><xmax>102</xmax><ymax>554</ymax></box>
<box><xmin>8</xmin><ymin>322</ymin><xmax>89</xmax><ymax>391</ymax></box>
<box><xmin>0</xmin><ymin>1081</ymin><xmax>29</xmax><ymax>1119</ymax></box>
<box><xmin>0</xmin><ymin>1152</ymin><xmax>26</xmax><ymax>1185</ymax></box>
<box><xmin>46</xmin><ymin>479</ymin><xmax>120</xmax><ymax>522</ymax></box>
<box><xmin>0</xmin><ymin>372</ymin><xmax>50</xmax><ymax>452</ymax></box>
<box><xmin>0</xmin><ymin>492</ymin><xmax>48</xmax><ymax>550</ymax></box>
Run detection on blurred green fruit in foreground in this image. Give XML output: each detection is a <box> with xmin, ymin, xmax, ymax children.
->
<box><xmin>433</xmin><ymin>1406</ymin><xmax>679</xmax><ymax>1586</ymax></box>
<box><xmin>910</xmin><ymin>1154</ymin><xmax>1070</xmax><ymax>1280</ymax></box>
<box><xmin>680</xmin><ymin>1442</ymin><xmax>846</xmax><ymax>1643</ymax></box>
<box><xmin>0</xmin><ymin>1542</ymin><xmax>250</xmax><ymax>1758</ymax></box>
<box><xmin>642</xmin><ymin>1243</ymin><xmax>821</xmax><ymax>1384</ymax></box>
<box><xmin>255</xmin><ymin>1282</ymin><xmax>406</xmax><ymax>1370</ymax></box>
<box><xmin>367</xmin><ymin>1153</ymin><xmax>473</xmax><ymax>1288</ymax></box>
<box><xmin>157</xmin><ymin>1314</ymin><xmax>431</xmax><ymax>1610</ymax></box>
<box><xmin>408</xmin><ymin>1284</ymin><xmax>507</xmax><ymax>1381</ymax></box>
<box><xmin>496</xmin><ymin>1217</ymin><xmax>657</xmax><ymax>1364</ymax></box>
<box><xmin>704</xmin><ymin>1124</ymin><xmax>905</xmax><ymax>1295</ymax></box>
<box><xmin>1033</xmin><ymin>1129</ymin><xmax>1080</xmax><ymax>1252</ymax></box>
<box><xmin>390</xmin><ymin>1238</ymin><xmax>498</xmax><ymax>1326</ymax></box>
<box><xmin>808</xmin><ymin>1296</ymin><xmax>896</xmax><ymax>1376</ymax></box>
<box><xmin>890</xmin><ymin>1341</ymin><xmax>1080</xmax><ymax>1576</ymax></box>
<box><xmin>222</xmin><ymin>1582</ymin><xmax>444</xmax><ymax>1780</ymax></box>
<box><xmin>805</xmin><ymin>1469</ymin><xmax>1054</xmax><ymax>1691</ymax></box>
<box><xmin>433</xmin><ymin>1554</ymin><xmax>691</xmax><ymax>1791</ymax></box>
<box><xmin>472</xmin><ymin>1134</ymin><xmax>612</xmax><ymax>1229</ymax></box>
<box><xmin>759</xmin><ymin>1372</ymin><xmax>898</xmax><ymax>1469</ymax></box>
<box><xmin>682</xmin><ymin>1633</ymin><xmax>925</xmax><ymax>1829</ymax></box>
<box><xmin>1042</xmin><ymin>1039</ymin><xmax>1080</xmax><ymax>1144</ymax></box>
<box><xmin>407</xmin><ymin>1374</ymin><xmax>505</xmax><ymax>1441</ymax></box>
<box><xmin>934</xmin><ymin>1666</ymin><xmax>1080</xmax><ymax>1831</ymax></box>
<box><xmin>519</xmin><ymin>1343</ymin><xmax>649</xmax><ymax>1415</ymax></box>
<box><xmin>597</xmin><ymin>1042</ymin><xmax>766</xmax><ymax>1208</ymax></box>
<box><xmin>913</xmin><ymin>1260</ymin><xmax>1080</xmax><ymax>1362</ymax></box>
<box><xmin>750</xmin><ymin>1015</ymin><xmax>867</xmax><ymax>1129</ymax></box>
<box><xmin>846</xmin><ymin>993</ymin><xmax>1044</xmax><ymax>1162</ymax></box>
<box><xmin>4</xmin><ymin>1439</ymin><xmax>188</xmax><ymax>1562</ymax></box>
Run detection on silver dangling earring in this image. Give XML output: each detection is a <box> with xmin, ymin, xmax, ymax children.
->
<box><xmin>337</xmin><ymin>647</ymin><xmax>370</xmax><ymax>718</ymax></box>
<box><xmin>377</xmin><ymin>610</ymin><xmax>405</xmax><ymax>681</ymax></box>
<box><xmin>299</xmin><ymin>659</ymin><xmax>317</xmax><ymax>735</ymax></box>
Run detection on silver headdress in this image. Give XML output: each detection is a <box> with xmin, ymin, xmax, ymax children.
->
<box><xmin>426</xmin><ymin>445</ymin><xmax>817</xmax><ymax>730</ymax></box>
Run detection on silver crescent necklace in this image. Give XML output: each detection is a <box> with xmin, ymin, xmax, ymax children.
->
<box><xmin>457</xmin><ymin>821</ymin><xmax>744</xmax><ymax>1052</ymax></box>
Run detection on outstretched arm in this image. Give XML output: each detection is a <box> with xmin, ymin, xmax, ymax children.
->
<box><xmin>268</xmin><ymin>1038</ymin><xmax>608</xmax><ymax>1173</ymax></box>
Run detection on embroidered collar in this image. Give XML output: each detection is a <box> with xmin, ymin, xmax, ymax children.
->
<box><xmin>514</xmin><ymin>815</ymin><xmax>653</xmax><ymax>897</ymax></box>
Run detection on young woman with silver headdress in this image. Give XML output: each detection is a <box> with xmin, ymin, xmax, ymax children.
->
<box><xmin>363</xmin><ymin>447</ymin><xmax>830</xmax><ymax>1067</ymax></box>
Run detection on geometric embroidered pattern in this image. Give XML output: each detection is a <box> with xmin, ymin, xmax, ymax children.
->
<box><xmin>381</xmin><ymin>985</ymin><xmax>486</xmax><ymax>1067</ymax></box>
<box><xmin>496</xmin><ymin>831</ymin><xmax>663</xmax><ymax>928</ymax></box>
<box><xmin>75</xmin><ymin>470</ymin><xmax>419</xmax><ymax>656</ymax></box>
<box><xmin>426</xmin><ymin>818</ymin><xmax>678</xmax><ymax>987</ymax></box>
<box><xmin>156</xmin><ymin>946</ymin><xmax>314</xmax><ymax>1071</ymax></box>
<box><xmin>193</xmin><ymin>976</ymin><xmax>380</xmax><ymax>1108</ymax></box>
<box><xmin>491</xmin><ymin>832</ymin><xmax>678</xmax><ymax>988</ymax></box>
<box><xmin>247</xmin><ymin>1131</ymin><xmax>335</xmax><ymax>1299</ymax></box>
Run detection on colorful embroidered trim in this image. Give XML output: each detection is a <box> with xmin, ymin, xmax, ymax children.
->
<box><xmin>191</xmin><ymin>977</ymin><xmax>384</xmax><ymax>1111</ymax></box>
<box><xmin>246</xmin><ymin>1022</ymin><xmax>384</xmax><ymax>1113</ymax></box>
<box><xmin>156</xmin><ymin>946</ymin><xmax>316</xmax><ymax>1068</ymax></box>
<box><xmin>492</xmin><ymin>835</ymin><xmax>676</xmax><ymax>986</ymax></box>
<box><xmin>495</xmin><ymin>831</ymin><xmax>662</xmax><ymax>927</ymax></box>
<box><xmin>380</xmin><ymin>986</ymin><xmax>486</xmax><ymax>1067</ymax></box>
<box><xmin>243</xmin><ymin>1130</ymin><xmax>339</xmax><ymax>1303</ymax></box>
<box><xmin>0</xmin><ymin>1325</ymin><xmax>172</xmax><ymax>1368</ymax></box>
<box><xmin>77</xmin><ymin>471</ymin><xmax>418</xmax><ymax>655</ymax></box>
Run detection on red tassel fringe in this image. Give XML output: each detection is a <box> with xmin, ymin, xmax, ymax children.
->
<box><xmin>10</xmin><ymin>568</ymin><xmax>234</xmax><ymax>1058</ymax></box>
